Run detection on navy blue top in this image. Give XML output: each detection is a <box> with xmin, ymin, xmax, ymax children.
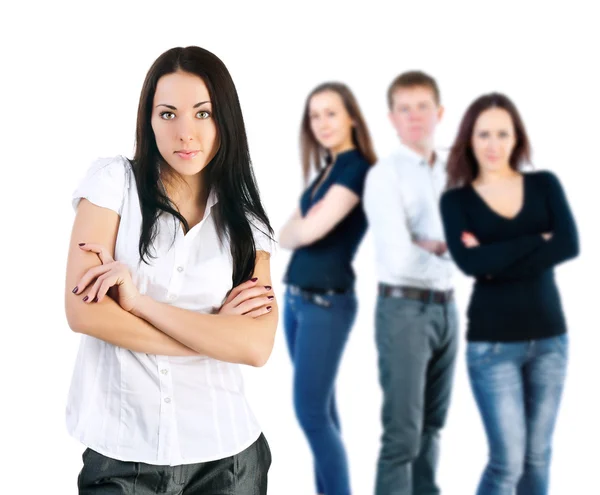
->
<box><xmin>284</xmin><ymin>149</ymin><xmax>371</xmax><ymax>291</ymax></box>
<box><xmin>440</xmin><ymin>171</ymin><xmax>579</xmax><ymax>342</ymax></box>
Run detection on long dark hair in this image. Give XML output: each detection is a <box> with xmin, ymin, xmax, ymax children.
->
<box><xmin>446</xmin><ymin>92</ymin><xmax>531</xmax><ymax>189</ymax></box>
<box><xmin>132</xmin><ymin>46</ymin><xmax>273</xmax><ymax>287</ymax></box>
<box><xmin>300</xmin><ymin>82</ymin><xmax>377</xmax><ymax>183</ymax></box>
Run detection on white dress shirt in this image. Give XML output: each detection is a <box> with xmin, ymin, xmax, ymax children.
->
<box><xmin>66</xmin><ymin>156</ymin><xmax>272</xmax><ymax>465</ymax></box>
<box><xmin>363</xmin><ymin>143</ymin><xmax>454</xmax><ymax>291</ymax></box>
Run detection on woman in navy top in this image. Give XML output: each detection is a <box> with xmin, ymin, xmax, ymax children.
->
<box><xmin>279</xmin><ymin>82</ymin><xmax>376</xmax><ymax>495</ymax></box>
<box><xmin>440</xmin><ymin>93</ymin><xmax>579</xmax><ymax>495</ymax></box>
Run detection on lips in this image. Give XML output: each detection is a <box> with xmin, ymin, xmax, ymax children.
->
<box><xmin>175</xmin><ymin>150</ymin><xmax>200</xmax><ymax>160</ymax></box>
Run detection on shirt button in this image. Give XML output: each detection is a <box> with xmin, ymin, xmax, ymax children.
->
<box><xmin>167</xmin><ymin>293</ymin><xmax>176</xmax><ymax>301</ymax></box>
<box><xmin>160</xmin><ymin>369</ymin><xmax>168</xmax><ymax>375</ymax></box>
<box><xmin>177</xmin><ymin>266</ymin><xmax>184</xmax><ymax>273</ymax></box>
<box><xmin>164</xmin><ymin>397</ymin><xmax>171</xmax><ymax>404</ymax></box>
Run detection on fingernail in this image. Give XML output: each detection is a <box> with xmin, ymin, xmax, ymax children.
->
<box><xmin>251</xmin><ymin>277</ymin><xmax>258</xmax><ymax>282</ymax></box>
<box><xmin>82</xmin><ymin>296</ymin><xmax>89</xmax><ymax>302</ymax></box>
<box><xmin>92</xmin><ymin>297</ymin><xmax>98</xmax><ymax>303</ymax></box>
<box><xmin>266</xmin><ymin>306</ymin><xmax>272</xmax><ymax>311</ymax></box>
<box><xmin>78</xmin><ymin>243</ymin><xmax>85</xmax><ymax>246</ymax></box>
<box><xmin>268</xmin><ymin>295</ymin><xmax>274</xmax><ymax>300</ymax></box>
<box><xmin>264</xmin><ymin>285</ymin><xmax>272</xmax><ymax>290</ymax></box>
<box><xmin>72</xmin><ymin>286</ymin><xmax>79</xmax><ymax>293</ymax></box>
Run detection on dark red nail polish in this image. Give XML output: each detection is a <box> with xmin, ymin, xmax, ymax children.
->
<box><xmin>268</xmin><ymin>295</ymin><xmax>274</xmax><ymax>300</ymax></box>
<box><xmin>83</xmin><ymin>296</ymin><xmax>89</xmax><ymax>302</ymax></box>
<box><xmin>92</xmin><ymin>297</ymin><xmax>99</xmax><ymax>303</ymax></box>
<box><xmin>251</xmin><ymin>277</ymin><xmax>258</xmax><ymax>282</ymax></box>
<box><xmin>264</xmin><ymin>285</ymin><xmax>272</xmax><ymax>290</ymax></box>
<box><xmin>72</xmin><ymin>286</ymin><xmax>79</xmax><ymax>293</ymax></box>
<box><xmin>78</xmin><ymin>243</ymin><xmax>85</xmax><ymax>246</ymax></box>
<box><xmin>266</xmin><ymin>306</ymin><xmax>272</xmax><ymax>311</ymax></box>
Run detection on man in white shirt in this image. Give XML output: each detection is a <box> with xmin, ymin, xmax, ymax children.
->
<box><xmin>364</xmin><ymin>72</ymin><xmax>458</xmax><ymax>495</ymax></box>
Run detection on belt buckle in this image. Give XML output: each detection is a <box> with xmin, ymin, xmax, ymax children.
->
<box><xmin>312</xmin><ymin>294</ymin><xmax>332</xmax><ymax>308</ymax></box>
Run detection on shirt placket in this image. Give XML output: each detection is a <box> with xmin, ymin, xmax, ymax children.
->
<box><xmin>157</xmin><ymin>231</ymin><xmax>193</xmax><ymax>463</ymax></box>
<box><xmin>156</xmin><ymin>355</ymin><xmax>176</xmax><ymax>462</ymax></box>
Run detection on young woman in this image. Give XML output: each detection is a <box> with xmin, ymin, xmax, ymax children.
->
<box><xmin>65</xmin><ymin>46</ymin><xmax>277</xmax><ymax>494</ymax></box>
<box><xmin>279</xmin><ymin>82</ymin><xmax>376</xmax><ymax>495</ymax></box>
<box><xmin>440</xmin><ymin>93</ymin><xmax>579</xmax><ymax>495</ymax></box>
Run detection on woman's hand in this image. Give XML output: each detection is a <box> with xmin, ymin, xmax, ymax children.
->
<box><xmin>415</xmin><ymin>239</ymin><xmax>448</xmax><ymax>256</ymax></box>
<box><xmin>461</xmin><ymin>231</ymin><xmax>480</xmax><ymax>248</ymax></box>
<box><xmin>219</xmin><ymin>278</ymin><xmax>274</xmax><ymax>318</ymax></box>
<box><xmin>72</xmin><ymin>243</ymin><xmax>140</xmax><ymax>312</ymax></box>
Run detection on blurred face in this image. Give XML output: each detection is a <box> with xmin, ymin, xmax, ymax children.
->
<box><xmin>471</xmin><ymin>107</ymin><xmax>517</xmax><ymax>174</ymax></box>
<box><xmin>308</xmin><ymin>90</ymin><xmax>354</xmax><ymax>155</ymax></box>
<box><xmin>389</xmin><ymin>85</ymin><xmax>443</xmax><ymax>150</ymax></box>
<box><xmin>151</xmin><ymin>70</ymin><xmax>220</xmax><ymax>177</ymax></box>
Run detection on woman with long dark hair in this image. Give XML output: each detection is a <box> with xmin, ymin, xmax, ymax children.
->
<box><xmin>279</xmin><ymin>82</ymin><xmax>376</xmax><ymax>495</ymax></box>
<box><xmin>440</xmin><ymin>93</ymin><xmax>579</xmax><ymax>495</ymax></box>
<box><xmin>65</xmin><ymin>46</ymin><xmax>276</xmax><ymax>494</ymax></box>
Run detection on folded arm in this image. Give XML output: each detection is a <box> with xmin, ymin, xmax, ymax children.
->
<box><xmin>492</xmin><ymin>172</ymin><xmax>579</xmax><ymax>280</ymax></box>
<box><xmin>132</xmin><ymin>251</ymin><xmax>278</xmax><ymax>367</ymax></box>
<box><xmin>364</xmin><ymin>165</ymin><xmax>449</xmax><ymax>281</ymax></box>
<box><xmin>279</xmin><ymin>185</ymin><xmax>360</xmax><ymax>249</ymax></box>
<box><xmin>440</xmin><ymin>190</ymin><xmax>545</xmax><ymax>277</ymax></box>
<box><xmin>65</xmin><ymin>199</ymin><xmax>198</xmax><ymax>356</ymax></box>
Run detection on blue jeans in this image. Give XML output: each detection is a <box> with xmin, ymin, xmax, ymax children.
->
<box><xmin>284</xmin><ymin>287</ymin><xmax>357</xmax><ymax>495</ymax></box>
<box><xmin>467</xmin><ymin>334</ymin><xmax>568</xmax><ymax>495</ymax></box>
<box><xmin>375</xmin><ymin>297</ymin><xmax>458</xmax><ymax>495</ymax></box>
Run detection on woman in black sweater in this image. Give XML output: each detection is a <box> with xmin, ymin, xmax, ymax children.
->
<box><xmin>440</xmin><ymin>93</ymin><xmax>579</xmax><ymax>495</ymax></box>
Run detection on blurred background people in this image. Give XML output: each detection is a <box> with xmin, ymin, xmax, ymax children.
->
<box><xmin>279</xmin><ymin>82</ymin><xmax>376</xmax><ymax>495</ymax></box>
<box><xmin>364</xmin><ymin>71</ymin><xmax>458</xmax><ymax>495</ymax></box>
<box><xmin>440</xmin><ymin>93</ymin><xmax>579</xmax><ymax>495</ymax></box>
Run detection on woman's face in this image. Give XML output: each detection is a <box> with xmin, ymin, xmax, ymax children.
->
<box><xmin>471</xmin><ymin>107</ymin><xmax>517</xmax><ymax>174</ymax></box>
<box><xmin>151</xmin><ymin>70</ymin><xmax>220</xmax><ymax>177</ymax></box>
<box><xmin>308</xmin><ymin>90</ymin><xmax>354</xmax><ymax>155</ymax></box>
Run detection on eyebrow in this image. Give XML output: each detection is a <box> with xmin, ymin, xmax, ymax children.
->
<box><xmin>155</xmin><ymin>100</ymin><xmax>211</xmax><ymax>110</ymax></box>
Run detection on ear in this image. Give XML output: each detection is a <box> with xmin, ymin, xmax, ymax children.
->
<box><xmin>436</xmin><ymin>104</ymin><xmax>445</xmax><ymax>123</ymax></box>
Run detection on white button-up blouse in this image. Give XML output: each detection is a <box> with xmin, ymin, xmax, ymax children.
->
<box><xmin>65</xmin><ymin>156</ymin><xmax>272</xmax><ymax>466</ymax></box>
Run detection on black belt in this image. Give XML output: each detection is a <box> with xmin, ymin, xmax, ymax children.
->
<box><xmin>288</xmin><ymin>285</ymin><xmax>351</xmax><ymax>308</ymax></box>
<box><xmin>288</xmin><ymin>285</ymin><xmax>350</xmax><ymax>296</ymax></box>
<box><xmin>378</xmin><ymin>283</ymin><xmax>454</xmax><ymax>304</ymax></box>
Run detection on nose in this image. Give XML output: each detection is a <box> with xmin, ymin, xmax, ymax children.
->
<box><xmin>487</xmin><ymin>136</ymin><xmax>500</xmax><ymax>149</ymax></box>
<box><xmin>407</xmin><ymin>110</ymin><xmax>420</xmax><ymax>121</ymax></box>
<box><xmin>176</xmin><ymin>119</ymin><xmax>195</xmax><ymax>142</ymax></box>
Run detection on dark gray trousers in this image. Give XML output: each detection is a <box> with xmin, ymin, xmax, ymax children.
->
<box><xmin>78</xmin><ymin>433</ymin><xmax>271</xmax><ymax>495</ymax></box>
<box><xmin>375</xmin><ymin>296</ymin><xmax>458</xmax><ymax>495</ymax></box>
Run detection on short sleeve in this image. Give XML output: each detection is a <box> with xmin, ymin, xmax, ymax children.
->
<box><xmin>72</xmin><ymin>156</ymin><xmax>130</xmax><ymax>215</ymax></box>
<box><xmin>248</xmin><ymin>216</ymin><xmax>275</xmax><ymax>255</ymax></box>
<box><xmin>334</xmin><ymin>157</ymin><xmax>371</xmax><ymax>197</ymax></box>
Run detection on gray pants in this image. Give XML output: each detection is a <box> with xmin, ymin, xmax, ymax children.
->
<box><xmin>78</xmin><ymin>434</ymin><xmax>271</xmax><ymax>494</ymax></box>
<box><xmin>375</xmin><ymin>296</ymin><xmax>458</xmax><ymax>495</ymax></box>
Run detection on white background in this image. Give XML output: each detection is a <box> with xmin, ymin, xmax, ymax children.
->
<box><xmin>2</xmin><ymin>1</ymin><xmax>599</xmax><ymax>493</ymax></box>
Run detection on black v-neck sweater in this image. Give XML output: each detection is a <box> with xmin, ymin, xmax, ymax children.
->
<box><xmin>440</xmin><ymin>171</ymin><xmax>579</xmax><ymax>342</ymax></box>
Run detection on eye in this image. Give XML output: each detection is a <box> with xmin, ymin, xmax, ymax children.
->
<box><xmin>159</xmin><ymin>111</ymin><xmax>175</xmax><ymax>120</ymax></box>
<box><xmin>498</xmin><ymin>131</ymin><xmax>510</xmax><ymax>138</ymax></box>
<box><xmin>327</xmin><ymin>111</ymin><xmax>336</xmax><ymax>117</ymax></box>
<box><xmin>196</xmin><ymin>110</ymin><xmax>211</xmax><ymax>119</ymax></box>
<box><xmin>477</xmin><ymin>131</ymin><xmax>489</xmax><ymax>139</ymax></box>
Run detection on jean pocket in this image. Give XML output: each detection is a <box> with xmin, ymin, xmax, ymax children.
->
<box><xmin>467</xmin><ymin>342</ymin><xmax>499</xmax><ymax>367</ymax></box>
